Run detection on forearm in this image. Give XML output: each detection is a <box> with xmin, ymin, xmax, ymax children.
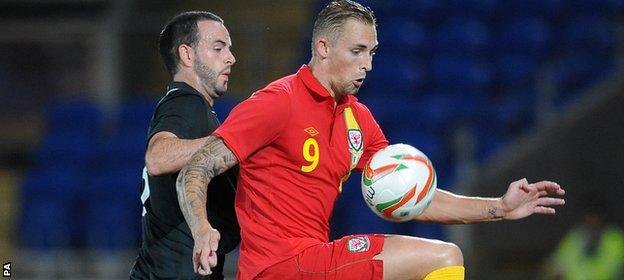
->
<box><xmin>146</xmin><ymin>133</ymin><xmax>210</xmax><ymax>175</ymax></box>
<box><xmin>175</xmin><ymin>136</ymin><xmax>238</xmax><ymax>238</ymax></box>
<box><xmin>416</xmin><ymin>189</ymin><xmax>504</xmax><ymax>224</ymax></box>
<box><xmin>176</xmin><ymin>150</ymin><xmax>214</xmax><ymax>237</ymax></box>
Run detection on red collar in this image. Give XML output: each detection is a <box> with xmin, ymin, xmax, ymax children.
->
<box><xmin>296</xmin><ymin>64</ymin><xmax>358</xmax><ymax>106</ymax></box>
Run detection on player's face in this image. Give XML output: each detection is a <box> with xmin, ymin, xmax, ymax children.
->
<box><xmin>193</xmin><ymin>20</ymin><xmax>236</xmax><ymax>98</ymax></box>
<box><xmin>327</xmin><ymin>19</ymin><xmax>377</xmax><ymax>96</ymax></box>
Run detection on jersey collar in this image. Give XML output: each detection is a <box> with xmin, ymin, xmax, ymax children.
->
<box><xmin>166</xmin><ymin>81</ymin><xmax>214</xmax><ymax>108</ymax></box>
<box><xmin>296</xmin><ymin>64</ymin><xmax>358</xmax><ymax>106</ymax></box>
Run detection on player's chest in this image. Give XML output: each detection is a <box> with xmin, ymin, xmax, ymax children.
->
<box><xmin>274</xmin><ymin>104</ymin><xmax>358</xmax><ymax>180</ymax></box>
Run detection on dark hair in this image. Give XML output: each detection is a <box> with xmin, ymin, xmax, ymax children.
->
<box><xmin>311</xmin><ymin>0</ymin><xmax>376</xmax><ymax>52</ymax></box>
<box><xmin>159</xmin><ymin>11</ymin><xmax>224</xmax><ymax>77</ymax></box>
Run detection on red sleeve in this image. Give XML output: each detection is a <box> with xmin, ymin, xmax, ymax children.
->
<box><xmin>213</xmin><ymin>88</ymin><xmax>291</xmax><ymax>163</ymax></box>
<box><xmin>354</xmin><ymin>102</ymin><xmax>389</xmax><ymax>171</ymax></box>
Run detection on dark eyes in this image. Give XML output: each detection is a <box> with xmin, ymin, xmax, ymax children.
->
<box><xmin>352</xmin><ymin>49</ymin><xmax>376</xmax><ymax>56</ymax></box>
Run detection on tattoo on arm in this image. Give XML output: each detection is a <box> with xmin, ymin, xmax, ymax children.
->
<box><xmin>487</xmin><ymin>205</ymin><xmax>504</xmax><ymax>221</ymax></box>
<box><xmin>176</xmin><ymin>136</ymin><xmax>238</xmax><ymax>235</ymax></box>
<box><xmin>488</xmin><ymin>206</ymin><xmax>498</xmax><ymax>218</ymax></box>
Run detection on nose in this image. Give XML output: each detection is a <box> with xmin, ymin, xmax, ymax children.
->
<box><xmin>226</xmin><ymin>49</ymin><xmax>236</xmax><ymax>65</ymax></box>
<box><xmin>362</xmin><ymin>54</ymin><xmax>372</xmax><ymax>72</ymax></box>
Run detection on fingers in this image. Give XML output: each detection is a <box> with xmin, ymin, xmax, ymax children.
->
<box><xmin>193</xmin><ymin>250</ymin><xmax>201</xmax><ymax>273</ymax></box>
<box><xmin>534</xmin><ymin>206</ymin><xmax>557</xmax><ymax>215</ymax></box>
<box><xmin>193</xmin><ymin>248</ymin><xmax>212</xmax><ymax>276</ymax></box>
<box><xmin>208</xmin><ymin>237</ymin><xmax>219</xmax><ymax>268</ymax></box>
<box><xmin>198</xmin><ymin>249</ymin><xmax>212</xmax><ymax>275</ymax></box>
<box><xmin>195</xmin><ymin>229</ymin><xmax>221</xmax><ymax>276</ymax></box>
<box><xmin>532</xmin><ymin>181</ymin><xmax>565</xmax><ymax>195</ymax></box>
<box><xmin>209</xmin><ymin>231</ymin><xmax>220</xmax><ymax>253</ymax></box>
<box><xmin>208</xmin><ymin>250</ymin><xmax>219</xmax><ymax>268</ymax></box>
<box><xmin>538</xmin><ymin>197</ymin><xmax>565</xmax><ymax>207</ymax></box>
<box><xmin>514</xmin><ymin>178</ymin><xmax>531</xmax><ymax>193</ymax></box>
<box><xmin>197</xmin><ymin>263</ymin><xmax>211</xmax><ymax>275</ymax></box>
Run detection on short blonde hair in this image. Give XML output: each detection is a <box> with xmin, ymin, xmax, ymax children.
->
<box><xmin>311</xmin><ymin>0</ymin><xmax>376</xmax><ymax>53</ymax></box>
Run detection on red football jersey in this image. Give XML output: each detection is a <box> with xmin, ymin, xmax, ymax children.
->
<box><xmin>214</xmin><ymin>65</ymin><xmax>388</xmax><ymax>279</ymax></box>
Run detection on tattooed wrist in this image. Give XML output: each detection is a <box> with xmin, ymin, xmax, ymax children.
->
<box><xmin>488</xmin><ymin>206</ymin><xmax>498</xmax><ymax>218</ymax></box>
<box><xmin>488</xmin><ymin>199</ymin><xmax>505</xmax><ymax>221</ymax></box>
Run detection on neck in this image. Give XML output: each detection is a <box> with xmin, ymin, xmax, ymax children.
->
<box><xmin>308</xmin><ymin>59</ymin><xmax>342</xmax><ymax>103</ymax></box>
<box><xmin>173</xmin><ymin>71</ymin><xmax>215</xmax><ymax>106</ymax></box>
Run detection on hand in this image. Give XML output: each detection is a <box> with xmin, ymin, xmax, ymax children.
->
<box><xmin>499</xmin><ymin>178</ymin><xmax>565</xmax><ymax>220</ymax></box>
<box><xmin>192</xmin><ymin>225</ymin><xmax>221</xmax><ymax>276</ymax></box>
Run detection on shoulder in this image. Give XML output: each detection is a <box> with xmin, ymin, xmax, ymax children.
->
<box><xmin>248</xmin><ymin>74</ymin><xmax>299</xmax><ymax>102</ymax></box>
<box><xmin>351</xmin><ymin>101</ymin><xmax>376</xmax><ymax>120</ymax></box>
<box><xmin>159</xmin><ymin>88</ymin><xmax>206</xmax><ymax>107</ymax></box>
<box><xmin>154</xmin><ymin>90</ymin><xmax>207</xmax><ymax>117</ymax></box>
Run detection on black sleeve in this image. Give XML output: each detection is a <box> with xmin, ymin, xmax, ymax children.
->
<box><xmin>148</xmin><ymin>94</ymin><xmax>210</xmax><ymax>141</ymax></box>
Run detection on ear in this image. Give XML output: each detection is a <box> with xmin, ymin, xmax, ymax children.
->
<box><xmin>178</xmin><ymin>44</ymin><xmax>194</xmax><ymax>68</ymax></box>
<box><xmin>314</xmin><ymin>37</ymin><xmax>330</xmax><ymax>59</ymax></box>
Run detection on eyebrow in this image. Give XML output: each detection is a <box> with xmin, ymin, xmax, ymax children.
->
<box><xmin>212</xmin><ymin>40</ymin><xmax>227</xmax><ymax>46</ymax></box>
<box><xmin>353</xmin><ymin>44</ymin><xmax>378</xmax><ymax>51</ymax></box>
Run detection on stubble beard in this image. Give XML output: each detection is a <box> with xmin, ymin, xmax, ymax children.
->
<box><xmin>194</xmin><ymin>62</ymin><xmax>226</xmax><ymax>98</ymax></box>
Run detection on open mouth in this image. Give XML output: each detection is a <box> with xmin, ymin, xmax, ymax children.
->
<box><xmin>353</xmin><ymin>78</ymin><xmax>364</xmax><ymax>87</ymax></box>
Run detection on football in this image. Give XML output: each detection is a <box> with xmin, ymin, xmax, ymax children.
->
<box><xmin>361</xmin><ymin>143</ymin><xmax>437</xmax><ymax>222</ymax></box>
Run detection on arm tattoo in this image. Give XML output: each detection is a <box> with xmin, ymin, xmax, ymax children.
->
<box><xmin>176</xmin><ymin>136</ymin><xmax>238</xmax><ymax>235</ymax></box>
<box><xmin>488</xmin><ymin>206</ymin><xmax>498</xmax><ymax>218</ymax></box>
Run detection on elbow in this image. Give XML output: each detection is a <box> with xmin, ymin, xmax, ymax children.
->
<box><xmin>145</xmin><ymin>153</ymin><xmax>166</xmax><ymax>176</ymax></box>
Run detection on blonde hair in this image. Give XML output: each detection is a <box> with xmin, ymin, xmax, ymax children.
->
<box><xmin>311</xmin><ymin>0</ymin><xmax>376</xmax><ymax>54</ymax></box>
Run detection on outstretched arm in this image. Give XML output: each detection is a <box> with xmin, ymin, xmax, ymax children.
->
<box><xmin>416</xmin><ymin>178</ymin><xmax>565</xmax><ymax>224</ymax></box>
<box><xmin>176</xmin><ymin>136</ymin><xmax>238</xmax><ymax>276</ymax></box>
<box><xmin>146</xmin><ymin>131</ymin><xmax>211</xmax><ymax>176</ymax></box>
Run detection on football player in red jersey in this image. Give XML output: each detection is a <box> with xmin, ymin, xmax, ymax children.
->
<box><xmin>176</xmin><ymin>1</ymin><xmax>566</xmax><ymax>279</ymax></box>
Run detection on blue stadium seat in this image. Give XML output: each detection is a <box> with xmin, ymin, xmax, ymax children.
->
<box><xmin>384</xmin><ymin>129</ymin><xmax>447</xmax><ymax>166</ymax></box>
<box><xmin>492</xmin><ymin>88</ymin><xmax>536</xmax><ymax>135</ymax></box>
<box><xmin>381</xmin><ymin>0</ymin><xmax>442</xmax><ymax>22</ymax></box>
<box><xmin>377</xmin><ymin>18</ymin><xmax>429</xmax><ymax>56</ymax></box>
<box><xmin>20</xmin><ymin>166</ymin><xmax>83</xmax><ymax>249</ymax></box>
<box><xmin>84</xmin><ymin>200</ymin><xmax>141</xmax><ymax>251</ymax></box>
<box><xmin>559</xmin><ymin>16</ymin><xmax>614</xmax><ymax>53</ymax></box>
<box><xmin>554</xmin><ymin>51</ymin><xmax>613</xmax><ymax>107</ymax></box>
<box><xmin>369</xmin><ymin>54</ymin><xmax>427</xmax><ymax>93</ymax></box>
<box><xmin>431</xmin><ymin>55</ymin><xmax>491</xmax><ymax>91</ymax></box>
<box><xmin>20</xmin><ymin>200</ymin><xmax>71</xmax><ymax>250</ymax></box>
<box><xmin>83</xmin><ymin>166</ymin><xmax>142</xmax><ymax>250</ymax></box>
<box><xmin>363</xmin><ymin>95</ymin><xmax>426</xmax><ymax>133</ymax></box>
<box><xmin>441</xmin><ymin>0</ymin><xmax>499</xmax><ymax>19</ymax></box>
<box><xmin>494</xmin><ymin>54</ymin><xmax>540</xmax><ymax>88</ymax></box>
<box><xmin>495</xmin><ymin>17</ymin><xmax>552</xmax><ymax>57</ymax></box>
<box><xmin>416</xmin><ymin>93</ymin><xmax>462</xmax><ymax>130</ymax></box>
<box><xmin>564</xmin><ymin>0</ymin><xmax>624</xmax><ymax>18</ymax></box>
<box><xmin>20</xmin><ymin>166</ymin><xmax>83</xmax><ymax>204</ymax></box>
<box><xmin>47</xmin><ymin>99</ymin><xmax>102</xmax><ymax>137</ymax></box>
<box><xmin>498</xmin><ymin>0</ymin><xmax>564</xmax><ymax>18</ymax></box>
<box><xmin>118</xmin><ymin>98</ymin><xmax>158</xmax><ymax>130</ymax></box>
<box><xmin>96</xmin><ymin>130</ymin><xmax>146</xmax><ymax>170</ymax></box>
<box><xmin>434</xmin><ymin>18</ymin><xmax>489</xmax><ymax>56</ymax></box>
<box><xmin>36</xmin><ymin>130</ymin><xmax>95</xmax><ymax>170</ymax></box>
<box><xmin>472</xmin><ymin>117</ymin><xmax>506</xmax><ymax>161</ymax></box>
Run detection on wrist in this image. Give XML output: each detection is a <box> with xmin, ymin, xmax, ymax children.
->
<box><xmin>191</xmin><ymin>221</ymin><xmax>212</xmax><ymax>240</ymax></box>
<box><xmin>488</xmin><ymin>198</ymin><xmax>506</xmax><ymax>221</ymax></box>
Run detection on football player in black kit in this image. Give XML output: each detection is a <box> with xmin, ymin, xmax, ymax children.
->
<box><xmin>130</xmin><ymin>11</ymin><xmax>239</xmax><ymax>280</ymax></box>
